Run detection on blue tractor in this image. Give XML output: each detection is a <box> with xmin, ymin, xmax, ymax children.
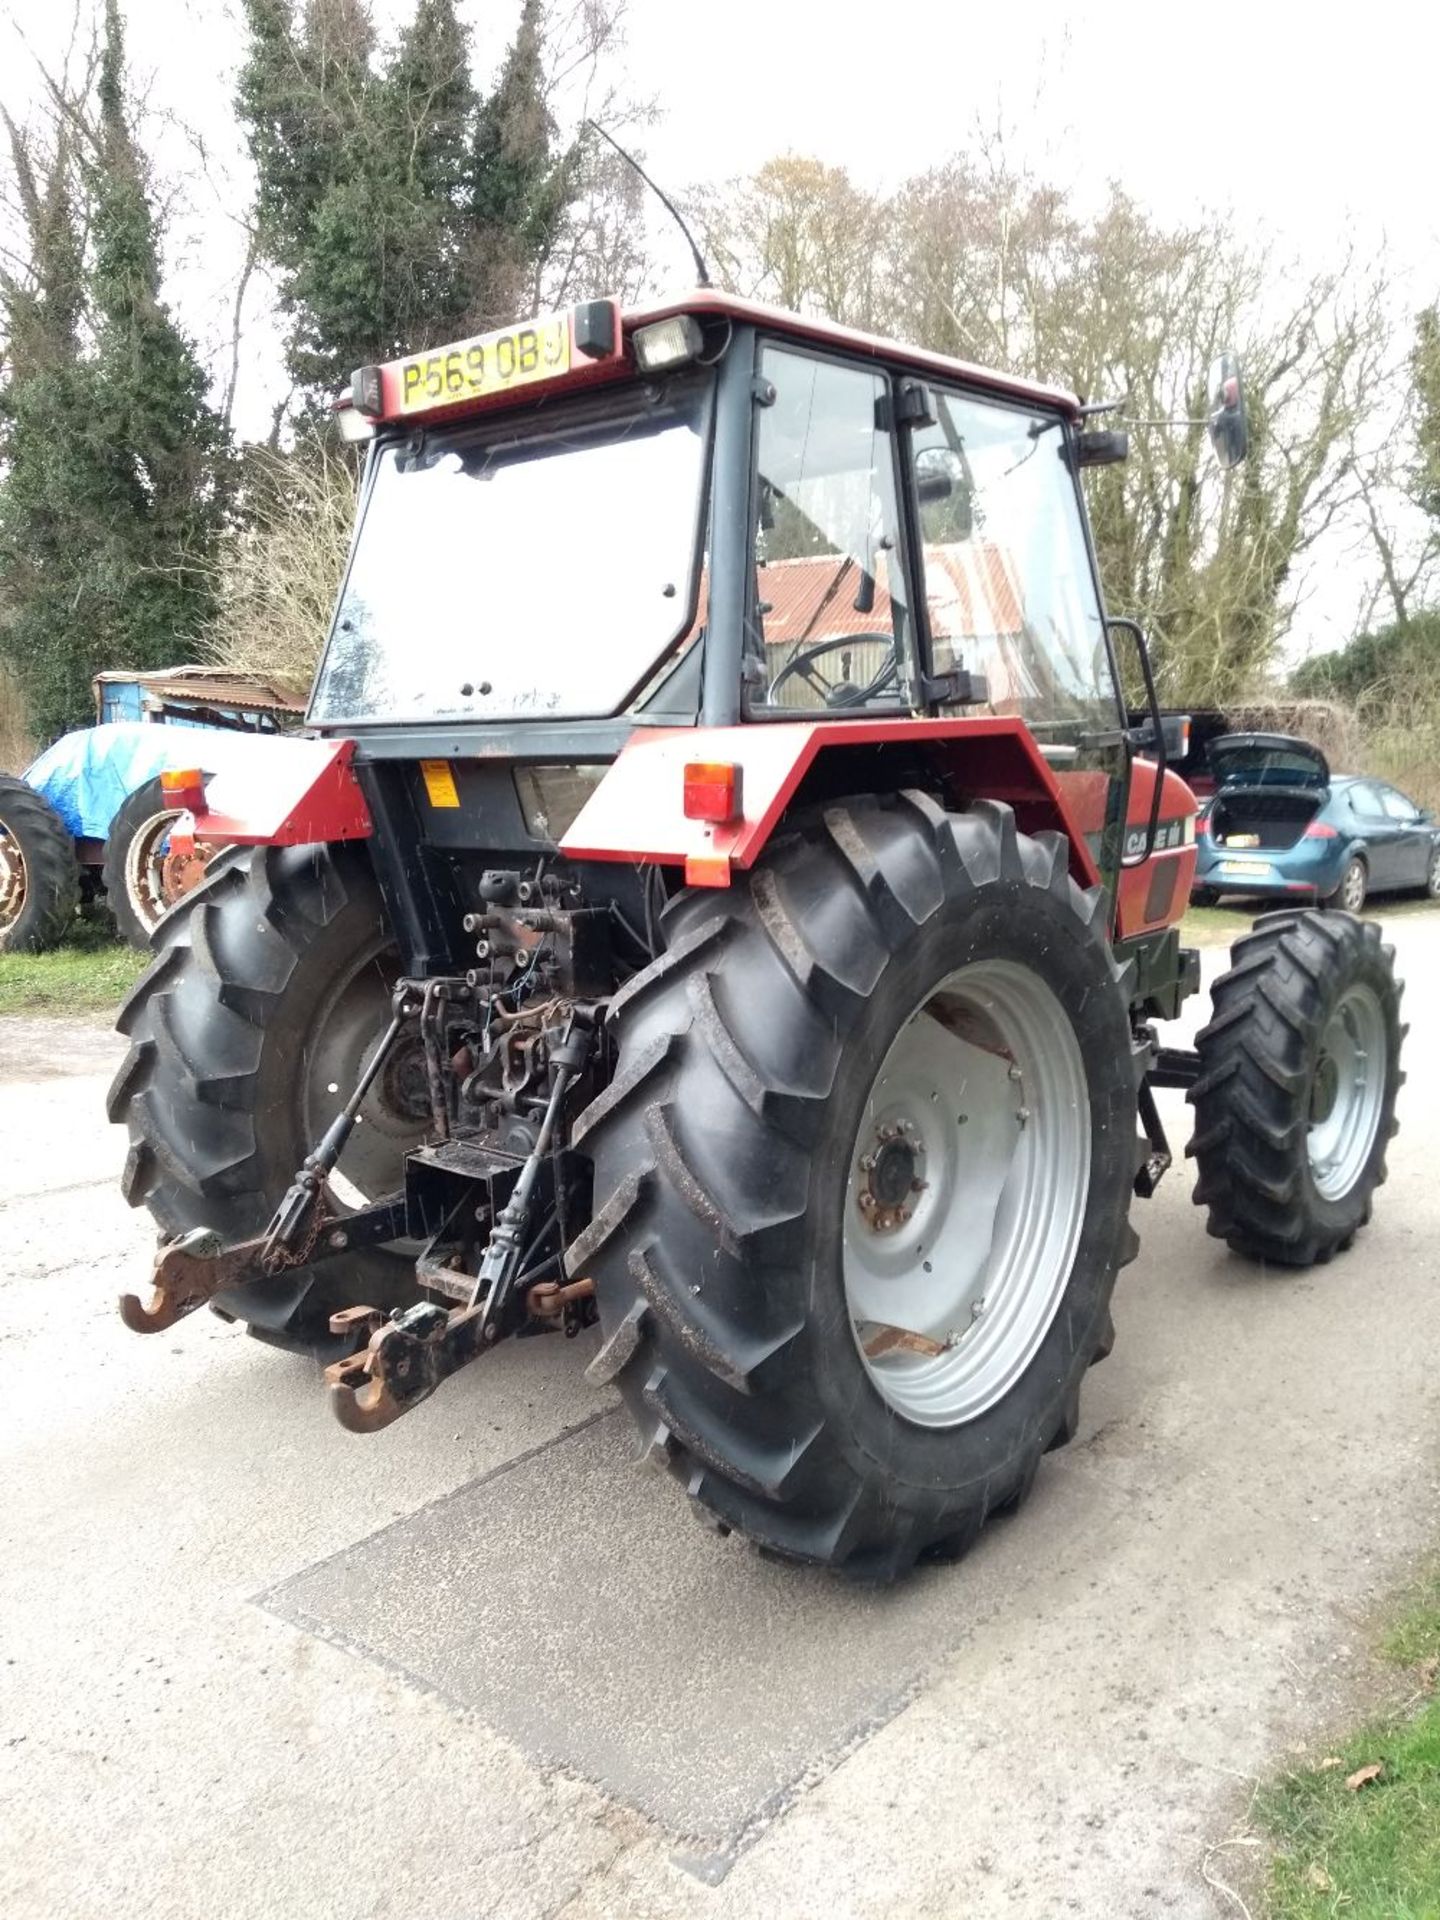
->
<box><xmin>0</xmin><ymin>668</ymin><xmax>301</xmax><ymax>952</ymax></box>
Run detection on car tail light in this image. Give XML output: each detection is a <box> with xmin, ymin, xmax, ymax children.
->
<box><xmin>683</xmin><ymin>760</ymin><xmax>742</xmax><ymax>824</ymax></box>
<box><xmin>1195</xmin><ymin>813</ymin><xmax>1211</xmax><ymax>835</ymax></box>
<box><xmin>1303</xmin><ymin>820</ymin><xmax>1337</xmax><ymax>839</ymax></box>
<box><xmin>159</xmin><ymin>768</ymin><xmax>206</xmax><ymax>812</ymax></box>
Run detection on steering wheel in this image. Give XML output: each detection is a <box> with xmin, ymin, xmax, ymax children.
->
<box><xmin>766</xmin><ymin>634</ymin><xmax>900</xmax><ymax>709</ymax></box>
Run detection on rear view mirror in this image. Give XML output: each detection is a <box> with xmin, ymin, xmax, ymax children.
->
<box><xmin>915</xmin><ymin>446</ymin><xmax>961</xmax><ymax>503</ymax></box>
<box><xmin>914</xmin><ymin>446</ymin><xmax>973</xmax><ymax>539</ymax></box>
<box><xmin>1131</xmin><ymin>712</ymin><xmax>1191</xmax><ymax>760</ymax></box>
<box><xmin>1208</xmin><ymin>352</ymin><xmax>1249</xmax><ymax>469</ymax></box>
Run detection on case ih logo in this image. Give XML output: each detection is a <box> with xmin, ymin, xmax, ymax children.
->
<box><xmin>1124</xmin><ymin>817</ymin><xmax>1188</xmax><ymax>859</ymax></box>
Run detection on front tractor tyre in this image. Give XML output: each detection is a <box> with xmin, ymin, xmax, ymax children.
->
<box><xmin>107</xmin><ymin>843</ymin><xmax>428</xmax><ymax>1350</ymax></box>
<box><xmin>1188</xmin><ymin>910</ymin><xmax>1404</xmax><ymax>1266</ymax></box>
<box><xmin>0</xmin><ymin>774</ymin><xmax>79</xmax><ymax>953</ymax></box>
<box><xmin>575</xmin><ymin>795</ymin><xmax>1142</xmax><ymax>1581</ymax></box>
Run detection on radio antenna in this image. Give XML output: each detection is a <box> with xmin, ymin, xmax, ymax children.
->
<box><xmin>584</xmin><ymin>120</ymin><xmax>712</xmax><ymax>288</ymax></box>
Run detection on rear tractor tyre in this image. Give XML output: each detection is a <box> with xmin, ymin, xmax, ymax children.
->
<box><xmin>0</xmin><ymin>774</ymin><xmax>79</xmax><ymax>954</ymax></box>
<box><xmin>575</xmin><ymin>794</ymin><xmax>1142</xmax><ymax>1581</ymax></box>
<box><xmin>1187</xmin><ymin>910</ymin><xmax>1403</xmax><ymax>1266</ymax></box>
<box><xmin>107</xmin><ymin>842</ymin><xmax>428</xmax><ymax>1352</ymax></box>
<box><xmin>103</xmin><ymin>776</ymin><xmax>230</xmax><ymax>949</ymax></box>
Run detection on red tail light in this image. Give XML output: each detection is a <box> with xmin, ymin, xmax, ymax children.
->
<box><xmin>159</xmin><ymin>768</ymin><xmax>206</xmax><ymax>813</ymax></box>
<box><xmin>1195</xmin><ymin>813</ymin><xmax>1211</xmax><ymax>835</ymax></box>
<box><xmin>683</xmin><ymin>760</ymin><xmax>742</xmax><ymax>824</ymax></box>
<box><xmin>1303</xmin><ymin>820</ymin><xmax>1337</xmax><ymax>840</ymax></box>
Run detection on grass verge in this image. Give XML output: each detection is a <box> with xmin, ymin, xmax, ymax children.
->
<box><xmin>0</xmin><ymin>913</ymin><xmax>147</xmax><ymax>1016</ymax></box>
<box><xmin>1257</xmin><ymin>1565</ymin><xmax>1440</xmax><ymax>1917</ymax></box>
<box><xmin>1182</xmin><ymin>896</ymin><xmax>1437</xmax><ymax>951</ymax></box>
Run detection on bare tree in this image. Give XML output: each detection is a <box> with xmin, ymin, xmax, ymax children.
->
<box><xmin>699</xmin><ymin>141</ymin><xmax>1395</xmax><ymax>703</ymax></box>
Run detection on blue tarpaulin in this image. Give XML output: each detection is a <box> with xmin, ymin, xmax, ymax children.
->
<box><xmin>24</xmin><ymin>723</ymin><xmax>270</xmax><ymax>841</ymax></box>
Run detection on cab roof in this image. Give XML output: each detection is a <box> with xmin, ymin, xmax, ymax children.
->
<box><xmin>349</xmin><ymin>289</ymin><xmax>1085</xmax><ymax>432</ymax></box>
<box><xmin>632</xmin><ymin>288</ymin><xmax>1084</xmax><ymax>420</ymax></box>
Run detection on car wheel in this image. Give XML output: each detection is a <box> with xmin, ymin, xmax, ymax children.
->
<box><xmin>1327</xmin><ymin>856</ymin><xmax>1367</xmax><ymax>914</ymax></box>
<box><xmin>1191</xmin><ymin>887</ymin><xmax>1220</xmax><ymax>908</ymax></box>
<box><xmin>1425</xmin><ymin>843</ymin><xmax>1440</xmax><ymax>900</ymax></box>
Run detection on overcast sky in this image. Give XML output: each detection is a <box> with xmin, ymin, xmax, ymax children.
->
<box><xmin>4</xmin><ymin>0</ymin><xmax>1439</xmax><ymax>648</ymax></box>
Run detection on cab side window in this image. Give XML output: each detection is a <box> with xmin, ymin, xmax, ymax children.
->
<box><xmin>906</xmin><ymin>390</ymin><xmax>1116</xmax><ymax>732</ymax></box>
<box><xmin>748</xmin><ymin>348</ymin><xmax>909</xmax><ymax>712</ymax></box>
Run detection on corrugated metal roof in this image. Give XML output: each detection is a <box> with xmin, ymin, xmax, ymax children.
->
<box><xmin>93</xmin><ymin>667</ymin><xmax>306</xmax><ymax>715</ymax></box>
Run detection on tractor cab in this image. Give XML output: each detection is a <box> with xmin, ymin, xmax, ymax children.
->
<box><xmin>311</xmin><ymin>293</ymin><xmax>1160</xmax><ymax>917</ymax></box>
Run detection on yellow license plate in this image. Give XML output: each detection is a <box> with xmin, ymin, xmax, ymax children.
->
<box><xmin>1220</xmin><ymin>859</ymin><xmax>1271</xmax><ymax>876</ymax></box>
<box><xmin>397</xmin><ymin>314</ymin><xmax>570</xmax><ymax>412</ymax></box>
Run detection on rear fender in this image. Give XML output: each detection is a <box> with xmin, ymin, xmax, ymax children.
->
<box><xmin>184</xmin><ymin>737</ymin><xmax>372</xmax><ymax>845</ymax></box>
<box><xmin>560</xmin><ymin>719</ymin><xmax>1103</xmax><ymax>890</ymax></box>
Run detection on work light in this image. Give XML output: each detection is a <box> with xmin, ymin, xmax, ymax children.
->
<box><xmin>335</xmin><ymin>400</ymin><xmax>377</xmax><ymax>444</ymax></box>
<box><xmin>631</xmin><ymin>316</ymin><xmax>703</xmax><ymax>373</ymax></box>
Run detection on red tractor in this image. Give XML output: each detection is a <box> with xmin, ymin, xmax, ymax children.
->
<box><xmin>110</xmin><ymin>294</ymin><xmax>1404</xmax><ymax>1581</ymax></box>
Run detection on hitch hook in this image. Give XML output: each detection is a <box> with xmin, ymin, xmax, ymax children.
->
<box><xmin>324</xmin><ymin>1300</ymin><xmax>487</xmax><ymax>1433</ymax></box>
<box><xmin>118</xmin><ymin>1227</ymin><xmax>269</xmax><ymax>1334</ymax></box>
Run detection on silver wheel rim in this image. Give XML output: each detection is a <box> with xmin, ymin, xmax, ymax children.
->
<box><xmin>1341</xmin><ymin>861</ymin><xmax>1365</xmax><ymax>911</ymax></box>
<box><xmin>1307</xmin><ymin>984</ymin><xmax>1386</xmax><ymax>1200</ymax></box>
<box><xmin>843</xmin><ymin>959</ymin><xmax>1090</xmax><ymax>1429</ymax></box>
<box><xmin>302</xmin><ymin>947</ymin><xmax>428</xmax><ymax>1211</ymax></box>
<box><xmin>1429</xmin><ymin>848</ymin><xmax>1440</xmax><ymax>896</ymax></box>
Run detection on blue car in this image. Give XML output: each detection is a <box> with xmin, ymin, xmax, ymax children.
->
<box><xmin>1191</xmin><ymin>733</ymin><xmax>1440</xmax><ymax>912</ymax></box>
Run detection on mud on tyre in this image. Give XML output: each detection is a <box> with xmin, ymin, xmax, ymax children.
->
<box><xmin>573</xmin><ymin>793</ymin><xmax>1143</xmax><ymax>1581</ymax></box>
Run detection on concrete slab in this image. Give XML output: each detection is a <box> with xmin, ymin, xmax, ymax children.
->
<box><xmin>267</xmin><ymin>1409</ymin><xmax>957</xmax><ymax>1872</ymax></box>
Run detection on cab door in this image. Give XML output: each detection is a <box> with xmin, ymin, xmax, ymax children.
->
<box><xmin>899</xmin><ymin>384</ymin><xmax>1130</xmax><ymax>894</ymax></box>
